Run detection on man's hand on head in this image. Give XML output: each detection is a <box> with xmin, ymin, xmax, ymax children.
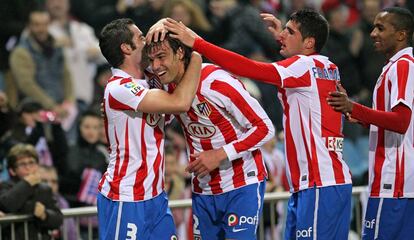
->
<box><xmin>146</xmin><ymin>18</ymin><xmax>169</xmax><ymax>44</ymax></box>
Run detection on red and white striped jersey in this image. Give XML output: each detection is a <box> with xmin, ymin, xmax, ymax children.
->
<box><xmin>98</xmin><ymin>68</ymin><xmax>166</xmax><ymax>202</ymax></box>
<box><xmin>273</xmin><ymin>54</ymin><xmax>352</xmax><ymax>192</ymax></box>
<box><xmin>367</xmin><ymin>47</ymin><xmax>414</xmax><ymax>198</ymax></box>
<box><xmin>170</xmin><ymin>64</ymin><xmax>274</xmax><ymax>195</ymax></box>
<box><xmin>191</xmin><ymin>39</ymin><xmax>352</xmax><ymax>193</ymax></box>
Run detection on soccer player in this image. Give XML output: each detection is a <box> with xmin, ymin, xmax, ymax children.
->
<box><xmin>96</xmin><ymin>18</ymin><xmax>201</xmax><ymax>240</ymax></box>
<box><xmin>144</xmin><ymin>35</ymin><xmax>275</xmax><ymax>239</ymax></box>
<box><xmin>327</xmin><ymin>7</ymin><xmax>414</xmax><ymax>240</ymax></box>
<box><xmin>149</xmin><ymin>9</ymin><xmax>353</xmax><ymax>239</ymax></box>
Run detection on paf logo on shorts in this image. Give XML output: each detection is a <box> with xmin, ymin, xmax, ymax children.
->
<box><xmin>228</xmin><ymin>214</ymin><xmax>239</xmax><ymax>226</ymax></box>
<box><xmin>146</xmin><ymin>113</ymin><xmax>161</xmax><ymax>127</ymax></box>
<box><xmin>187</xmin><ymin>122</ymin><xmax>216</xmax><ymax>138</ymax></box>
<box><xmin>170</xmin><ymin>235</ymin><xmax>178</xmax><ymax>240</ymax></box>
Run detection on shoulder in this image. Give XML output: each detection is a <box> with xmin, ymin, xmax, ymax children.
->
<box><xmin>10</xmin><ymin>46</ymin><xmax>31</xmax><ymax>60</ymax></box>
<box><xmin>276</xmin><ymin>55</ymin><xmax>311</xmax><ymax>68</ymax></box>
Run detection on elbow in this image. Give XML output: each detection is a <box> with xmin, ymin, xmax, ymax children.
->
<box><xmin>395</xmin><ymin>114</ymin><xmax>411</xmax><ymax>134</ymax></box>
<box><xmin>174</xmin><ymin>99</ymin><xmax>193</xmax><ymax>112</ymax></box>
<box><xmin>263</xmin><ymin>120</ymin><xmax>276</xmax><ymax>141</ymax></box>
<box><xmin>395</xmin><ymin>122</ymin><xmax>410</xmax><ymax>134</ymax></box>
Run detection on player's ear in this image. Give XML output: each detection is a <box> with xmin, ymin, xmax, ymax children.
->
<box><xmin>177</xmin><ymin>47</ymin><xmax>184</xmax><ymax>60</ymax></box>
<box><xmin>304</xmin><ymin>37</ymin><xmax>315</xmax><ymax>50</ymax></box>
<box><xmin>397</xmin><ymin>30</ymin><xmax>407</xmax><ymax>42</ymax></box>
<box><xmin>120</xmin><ymin>43</ymin><xmax>132</xmax><ymax>54</ymax></box>
<box><xmin>8</xmin><ymin>168</ymin><xmax>16</xmax><ymax>177</ymax></box>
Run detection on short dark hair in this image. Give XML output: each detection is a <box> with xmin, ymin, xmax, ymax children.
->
<box><xmin>17</xmin><ymin>99</ymin><xmax>42</xmax><ymax>115</ymax></box>
<box><xmin>99</xmin><ymin>18</ymin><xmax>136</xmax><ymax>68</ymax></box>
<box><xmin>7</xmin><ymin>144</ymin><xmax>39</xmax><ymax>170</ymax></box>
<box><xmin>143</xmin><ymin>34</ymin><xmax>192</xmax><ymax>69</ymax></box>
<box><xmin>383</xmin><ymin>7</ymin><xmax>414</xmax><ymax>45</ymax></box>
<box><xmin>289</xmin><ymin>9</ymin><xmax>329</xmax><ymax>53</ymax></box>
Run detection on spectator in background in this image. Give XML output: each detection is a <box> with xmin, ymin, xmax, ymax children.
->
<box><xmin>0</xmin><ymin>144</ymin><xmax>63</xmax><ymax>240</ymax></box>
<box><xmin>6</xmin><ymin>100</ymin><xmax>68</xmax><ymax>168</ymax></box>
<box><xmin>9</xmin><ymin>8</ymin><xmax>75</xmax><ymax>126</ymax></box>
<box><xmin>58</xmin><ymin>111</ymin><xmax>107</xmax><ymax>238</ymax></box>
<box><xmin>91</xmin><ymin>63</ymin><xmax>112</xmax><ymax>114</ymax></box>
<box><xmin>46</xmin><ymin>0</ymin><xmax>105</xmax><ymax>113</ymax></box>
<box><xmin>208</xmin><ymin>0</ymin><xmax>280</xmax><ymax>60</ymax></box>
<box><xmin>0</xmin><ymin>0</ymin><xmax>41</xmax><ymax>106</ymax></box>
<box><xmin>89</xmin><ymin>0</ymin><xmax>168</xmax><ymax>37</ymax></box>
<box><xmin>59</xmin><ymin>111</ymin><xmax>107</xmax><ymax>207</ymax></box>
<box><xmin>0</xmin><ymin>91</ymin><xmax>16</xmax><ymax>171</ymax></box>
<box><xmin>38</xmin><ymin>165</ymin><xmax>77</xmax><ymax>240</ymax></box>
<box><xmin>162</xmin><ymin>0</ymin><xmax>212</xmax><ymax>40</ymax></box>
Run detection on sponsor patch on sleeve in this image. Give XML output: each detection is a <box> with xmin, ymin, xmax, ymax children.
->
<box><xmin>123</xmin><ymin>82</ymin><xmax>143</xmax><ymax>96</ymax></box>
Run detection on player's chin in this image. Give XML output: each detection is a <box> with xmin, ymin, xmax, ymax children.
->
<box><xmin>279</xmin><ymin>50</ymin><xmax>290</xmax><ymax>58</ymax></box>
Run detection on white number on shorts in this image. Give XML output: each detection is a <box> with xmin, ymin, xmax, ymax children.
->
<box><xmin>193</xmin><ymin>214</ymin><xmax>200</xmax><ymax>235</ymax></box>
<box><xmin>126</xmin><ymin>223</ymin><xmax>137</xmax><ymax>240</ymax></box>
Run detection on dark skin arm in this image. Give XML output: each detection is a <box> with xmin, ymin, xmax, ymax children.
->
<box><xmin>327</xmin><ymin>82</ymin><xmax>411</xmax><ymax>134</ymax></box>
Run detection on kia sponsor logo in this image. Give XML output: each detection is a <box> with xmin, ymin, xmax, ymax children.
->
<box><xmin>187</xmin><ymin>122</ymin><xmax>216</xmax><ymax>138</ymax></box>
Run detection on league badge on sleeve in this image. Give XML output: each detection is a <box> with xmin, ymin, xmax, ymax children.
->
<box><xmin>124</xmin><ymin>81</ymin><xmax>144</xmax><ymax>96</ymax></box>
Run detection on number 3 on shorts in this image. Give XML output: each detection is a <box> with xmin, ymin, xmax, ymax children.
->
<box><xmin>127</xmin><ymin>223</ymin><xmax>137</xmax><ymax>240</ymax></box>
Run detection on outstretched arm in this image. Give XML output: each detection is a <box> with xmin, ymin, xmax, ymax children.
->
<box><xmin>153</xmin><ymin>18</ymin><xmax>282</xmax><ymax>86</ymax></box>
<box><xmin>327</xmin><ymin>83</ymin><xmax>411</xmax><ymax>134</ymax></box>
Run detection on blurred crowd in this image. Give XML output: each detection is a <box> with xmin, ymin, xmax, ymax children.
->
<box><xmin>0</xmin><ymin>0</ymin><xmax>413</xmax><ymax>239</ymax></box>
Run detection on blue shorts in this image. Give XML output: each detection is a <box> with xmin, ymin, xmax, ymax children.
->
<box><xmin>362</xmin><ymin>197</ymin><xmax>414</xmax><ymax>240</ymax></box>
<box><xmin>97</xmin><ymin>192</ymin><xmax>177</xmax><ymax>240</ymax></box>
<box><xmin>192</xmin><ymin>181</ymin><xmax>265</xmax><ymax>240</ymax></box>
<box><xmin>285</xmin><ymin>184</ymin><xmax>352</xmax><ymax>240</ymax></box>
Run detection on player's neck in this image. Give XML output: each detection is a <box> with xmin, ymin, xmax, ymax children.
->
<box><xmin>386</xmin><ymin>44</ymin><xmax>410</xmax><ymax>60</ymax></box>
<box><xmin>120</xmin><ymin>63</ymin><xmax>142</xmax><ymax>79</ymax></box>
<box><xmin>173</xmin><ymin>63</ymin><xmax>186</xmax><ymax>84</ymax></box>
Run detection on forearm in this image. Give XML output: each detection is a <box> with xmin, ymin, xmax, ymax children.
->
<box><xmin>193</xmin><ymin>38</ymin><xmax>281</xmax><ymax>86</ymax></box>
<box><xmin>63</xmin><ymin>63</ymin><xmax>75</xmax><ymax>102</ymax></box>
<box><xmin>0</xmin><ymin>182</ymin><xmax>34</xmax><ymax>212</ymax></box>
<box><xmin>38</xmin><ymin>208</ymin><xmax>63</xmax><ymax>229</ymax></box>
<box><xmin>351</xmin><ymin>103</ymin><xmax>411</xmax><ymax>134</ymax></box>
<box><xmin>224</xmin><ymin>118</ymin><xmax>275</xmax><ymax>161</ymax></box>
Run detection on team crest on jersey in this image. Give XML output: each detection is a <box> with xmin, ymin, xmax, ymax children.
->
<box><xmin>195</xmin><ymin>102</ymin><xmax>212</xmax><ymax>117</ymax></box>
<box><xmin>146</xmin><ymin>113</ymin><xmax>161</xmax><ymax>127</ymax></box>
<box><xmin>124</xmin><ymin>82</ymin><xmax>143</xmax><ymax>96</ymax></box>
<box><xmin>187</xmin><ymin>122</ymin><xmax>216</xmax><ymax>138</ymax></box>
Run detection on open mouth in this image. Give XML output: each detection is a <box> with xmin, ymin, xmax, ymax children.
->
<box><xmin>373</xmin><ymin>41</ymin><xmax>381</xmax><ymax>47</ymax></box>
<box><xmin>157</xmin><ymin>71</ymin><xmax>167</xmax><ymax>77</ymax></box>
